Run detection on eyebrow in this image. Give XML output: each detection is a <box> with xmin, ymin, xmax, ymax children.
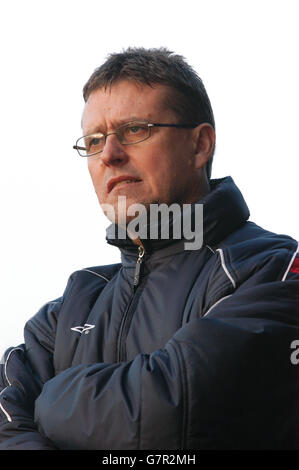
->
<box><xmin>83</xmin><ymin>116</ymin><xmax>149</xmax><ymax>135</ymax></box>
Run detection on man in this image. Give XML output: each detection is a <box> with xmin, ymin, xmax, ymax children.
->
<box><xmin>0</xmin><ymin>47</ymin><xmax>298</xmax><ymax>450</ymax></box>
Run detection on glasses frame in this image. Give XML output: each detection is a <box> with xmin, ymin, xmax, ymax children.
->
<box><xmin>73</xmin><ymin>120</ymin><xmax>199</xmax><ymax>157</ymax></box>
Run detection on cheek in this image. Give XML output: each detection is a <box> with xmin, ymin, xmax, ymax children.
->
<box><xmin>150</xmin><ymin>144</ymin><xmax>194</xmax><ymax>193</ymax></box>
<box><xmin>151</xmin><ymin>146</ymin><xmax>185</xmax><ymax>178</ymax></box>
<box><xmin>145</xmin><ymin>154</ymin><xmax>169</xmax><ymax>186</ymax></box>
<box><xmin>144</xmin><ymin>152</ymin><xmax>178</xmax><ymax>200</ymax></box>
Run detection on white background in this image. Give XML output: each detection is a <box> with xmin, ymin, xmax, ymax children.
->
<box><xmin>0</xmin><ymin>0</ymin><xmax>298</xmax><ymax>353</ymax></box>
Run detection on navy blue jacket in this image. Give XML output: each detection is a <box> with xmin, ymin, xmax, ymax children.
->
<box><xmin>0</xmin><ymin>176</ymin><xmax>298</xmax><ymax>449</ymax></box>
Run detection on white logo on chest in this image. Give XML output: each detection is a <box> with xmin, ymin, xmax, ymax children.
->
<box><xmin>71</xmin><ymin>324</ymin><xmax>95</xmax><ymax>335</ymax></box>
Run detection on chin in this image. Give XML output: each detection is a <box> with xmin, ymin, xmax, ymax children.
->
<box><xmin>99</xmin><ymin>189</ymin><xmax>161</xmax><ymax>223</ymax></box>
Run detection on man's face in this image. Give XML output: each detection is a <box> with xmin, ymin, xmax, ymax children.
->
<box><xmin>82</xmin><ymin>80</ymin><xmax>202</xmax><ymax>223</ymax></box>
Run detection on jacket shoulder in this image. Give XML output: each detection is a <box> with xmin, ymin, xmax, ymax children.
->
<box><xmin>75</xmin><ymin>262</ymin><xmax>122</xmax><ymax>283</ymax></box>
<box><xmin>216</xmin><ymin>221</ymin><xmax>298</xmax><ymax>288</ymax></box>
<box><xmin>24</xmin><ymin>262</ymin><xmax>122</xmax><ymax>364</ymax></box>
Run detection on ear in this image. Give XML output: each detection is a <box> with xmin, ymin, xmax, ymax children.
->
<box><xmin>192</xmin><ymin>123</ymin><xmax>216</xmax><ymax>170</ymax></box>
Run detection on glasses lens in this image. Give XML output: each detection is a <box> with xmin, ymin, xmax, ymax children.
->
<box><xmin>120</xmin><ymin>122</ymin><xmax>150</xmax><ymax>144</ymax></box>
<box><xmin>84</xmin><ymin>133</ymin><xmax>105</xmax><ymax>155</ymax></box>
<box><xmin>76</xmin><ymin>134</ymin><xmax>105</xmax><ymax>156</ymax></box>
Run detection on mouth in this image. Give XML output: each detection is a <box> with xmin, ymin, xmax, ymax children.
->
<box><xmin>107</xmin><ymin>175</ymin><xmax>142</xmax><ymax>193</ymax></box>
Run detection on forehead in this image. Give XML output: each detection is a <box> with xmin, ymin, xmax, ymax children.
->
<box><xmin>81</xmin><ymin>80</ymin><xmax>174</xmax><ymax>133</ymax></box>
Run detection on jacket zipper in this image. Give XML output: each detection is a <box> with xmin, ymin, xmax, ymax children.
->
<box><xmin>117</xmin><ymin>243</ymin><xmax>146</xmax><ymax>362</ymax></box>
<box><xmin>133</xmin><ymin>245</ymin><xmax>145</xmax><ymax>289</ymax></box>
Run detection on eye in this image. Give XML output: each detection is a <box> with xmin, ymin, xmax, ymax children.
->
<box><xmin>85</xmin><ymin>134</ymin><xmax>104</xmax><ymax>153</ymax></box>
<box><xmin>128</xmin><ymin>125</ymin><xmax>143</xmax><ymax>134</ymax></box>
<box><xmin>122</xmin><ymin>123</ymin><xmax>149</xmax><ymax>143</ymax></box>
<box><xmin>90</xmin><ymin>137</ymin><xmax>101</xmax><ymax>146</ymax></box>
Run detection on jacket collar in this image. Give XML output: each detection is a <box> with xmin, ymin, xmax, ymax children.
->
<box><xmin>106</xmin><ymin>176</ymin><xmax>250</xmax><ymax>256</ymax></box>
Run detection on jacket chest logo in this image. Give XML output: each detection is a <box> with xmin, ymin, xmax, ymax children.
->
<box><xmin>70</xmin><ymin>324</ymin><xmax>95</xmax><ymax>335</ymax></box>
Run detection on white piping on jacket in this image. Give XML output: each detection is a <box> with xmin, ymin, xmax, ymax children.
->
<box><xmin>0</xmin><ymin>387</ymin><xmax>12</xmax><ymax>422</ymax></box>
<box><xmin>4</xmin><ymin>347</ymin><xmax>23</xmax><ymax>387</ymax></box>
<box><xmin>0</xmin><ymin>347</ymin><xmax>24</xmax><ymax>423</ymax></box>
<box><xmin>203</xmin><ymin>294</ymin><xmax>233</xmax><ymax>317</ymax></box>
<box><xmin>81</xmin><ymin>269</ymin><xmax>109</xmax><ymax>283</ymax></box>
<box><xmin>216</xmin><ymin>248</ymin><xmax>236</xmax><ymax>289</ymax></box>
<box><xmin>282</xmin><ymin>242</ymin><xmax>299</xmax><ymax>281</ymax></box>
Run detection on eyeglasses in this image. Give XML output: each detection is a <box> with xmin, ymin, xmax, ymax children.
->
<box><xmin>73</xmin><ymin>120</ymin><xmax>198</xmax><ymax>157</ymax></box>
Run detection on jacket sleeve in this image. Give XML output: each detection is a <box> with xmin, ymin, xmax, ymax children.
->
<box><xmin>0</xmin><ymin>295</ymin><xmax>65</xmax><ymax>450</ymax></box>
<box><xmin>34</xmin><ymin>279</ymin><xmax>299</xmax><ymax>450</ymax></box>
<box><xmin>0</xmin><ymin>345</ymin><xmax>58</xmax><ymax>449</ymax></box>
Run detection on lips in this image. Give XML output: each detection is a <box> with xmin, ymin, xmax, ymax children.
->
<box><xmin>107</xmin><ymin>175</ymin><xmax>142</xmax><ymax>193</ymax></box>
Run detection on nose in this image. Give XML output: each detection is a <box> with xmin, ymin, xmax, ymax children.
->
<box><xmin>100</xmin><ymin>133</ymin><xmax>129</xmax><ymax>167</ymax></box>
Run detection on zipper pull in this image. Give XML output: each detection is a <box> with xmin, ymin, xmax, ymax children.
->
<box><xmin>134</xmin><ymin>245</ymin><xmax>145</xmax><ymax>288</ymax></box>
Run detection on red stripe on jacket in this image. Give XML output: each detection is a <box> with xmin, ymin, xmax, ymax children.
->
<box><xmin>290</xmin><ymin>257</ymin><xmax>299</xmax><ymax>273</ymax></box>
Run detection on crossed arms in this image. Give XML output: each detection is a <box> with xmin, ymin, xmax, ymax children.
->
<box><xmin>0</xmin><ymin>279</ymin><xmax>298</xmax><ymax>450</ymax></box>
